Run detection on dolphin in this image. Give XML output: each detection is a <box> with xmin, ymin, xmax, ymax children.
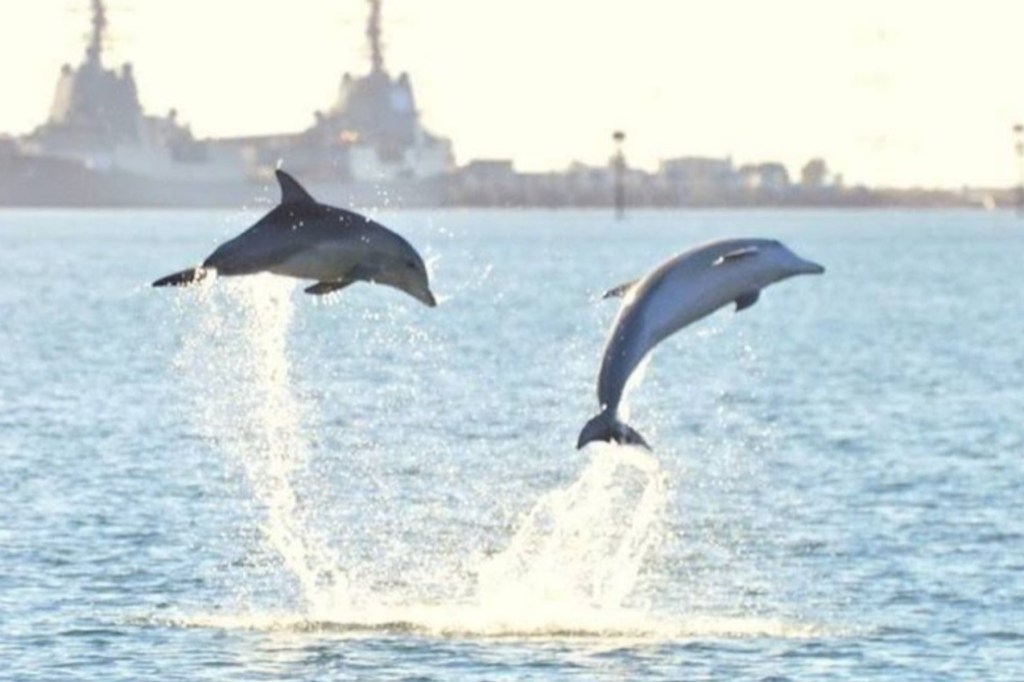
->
<box><xmin>577</xmin><ymin>238</ymin><xmax>824</xmax><ymax>450</ymax></box>
<box><xmin>152</xmin><ymin>170</ymin><xmax>437</xmax><ymax>307</ymax></box>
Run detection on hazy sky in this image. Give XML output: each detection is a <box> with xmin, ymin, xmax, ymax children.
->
<box><xmin>1</xmin><ymin>0</ymin><xmax>1022</xmax><ymax>187</ymax></box>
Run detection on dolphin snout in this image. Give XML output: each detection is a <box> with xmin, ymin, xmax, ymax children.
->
<box><xmin>805</xmin><ymin>261</ymin><xmax>826</xmax><ymax>275</ymax></box>
<box><xmin>795</xmin><ymin>256</ymin><xmax>825</xmax><ymax>275</ymax></box>
<box><xmin>419</xmin><ymin>289</ymin><xmax>438</xmax><ymax>307</ymax></box>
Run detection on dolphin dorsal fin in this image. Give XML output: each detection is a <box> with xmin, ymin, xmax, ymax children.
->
<box><xmin>275</xmin><ymin>170</ymin><xmax>316</xmax><ymax>205</ymax></box>
<box><xmin>603</xmin><ymin>279</ymin><xmax>639</xmax><ymax>300</ymax></box>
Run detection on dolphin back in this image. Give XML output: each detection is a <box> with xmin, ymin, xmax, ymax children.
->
<box><xmin>576</xmin><ymin>409</ymin><xmax>651</xmax><ymax>450</ymax></box>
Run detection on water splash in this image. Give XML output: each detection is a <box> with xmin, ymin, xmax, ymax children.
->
<box><xmin>476</xmin><ymin>443</ymin><xmax>667</xmax><ymax>619</ymax></box>
<box><xmin>164</xmin><ymin>276</ymin><xmax>817</xmax><ymax>642</ymax></box>
<box><xmin>174</xmin><ymin>276</ymin><xmax>350</xmax><ymax>613</ymax></box>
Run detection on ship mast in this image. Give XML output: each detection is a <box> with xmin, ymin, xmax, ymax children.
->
<box><xmin>367</xmin><ymin>0</ymin><xmax>384</xmax><ymax>75</ymax></box>
<box><xmin>86</xmin><ymin>0</ymin><xmax>108</xmax><ymax>66</ymax></box>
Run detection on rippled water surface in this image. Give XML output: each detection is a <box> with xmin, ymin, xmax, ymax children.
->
<box><xmin>2</xmin><ymin>208</ymin><xmax>1022</xmax><ymax>680</ymax></box>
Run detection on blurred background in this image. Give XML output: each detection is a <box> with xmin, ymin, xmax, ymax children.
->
<box><xmin>1</xmin><ymin>0</ymin><xmax>1023</xmax><ymax>208</ymax></box>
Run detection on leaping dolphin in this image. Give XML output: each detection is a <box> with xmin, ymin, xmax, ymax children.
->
<box><xmin>577</xmin><ymin>238</ymin><xmax>824</xmax><ymax>450</ymax></box>
<box><xmin>152</xmin><ymin>170</ymin><xmax>437</xmax><ymax>307</ymax></box>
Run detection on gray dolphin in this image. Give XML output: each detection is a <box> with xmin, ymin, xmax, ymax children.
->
<box><xmin>577</xmin><ymin>237</ymin><xmax>824</xmax><ymax>450</ymax></box>
<box><xmin>153</xmin><ymin>170</ymin><xmax>437</xmax><ymax>307</ymax></box>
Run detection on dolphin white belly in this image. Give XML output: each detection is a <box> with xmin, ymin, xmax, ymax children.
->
<box><xmin>270</xmin><ymin>241</ymin><xmax>362</xmax><ymax>281</ymax></box>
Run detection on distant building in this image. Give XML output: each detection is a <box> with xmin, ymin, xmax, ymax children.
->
<box><xmin>460</xmin><ymin>159</ymin><xmax>517</xmax><ymax>183</ymax></box>
<box><xmin>756</xmin><ymin>162</ymin><xmax>791</xmax><ymax>193</ymax></box>
<box><xmin>565</xmin><ymin>161</ymin><xmax>613</xmax><ymax>205</ymax></box>
<box><xmin>449</xmin><ymin>159</ymin><xmax>518</xmax><ymax>205</ymax></box>
<box><xmin>800</xmin><ymin>158</ymin><xmax>829</xmax><ymax>188</ymax></box>
<box><xmin>737</xmin><ymin>162</ymin><xmax>790</xmax><ymax>198</ymax></box>
<box><xmin>659</xmin><ymin>156</ymin><xmax>735</xmax><ymax>203</ymax></box>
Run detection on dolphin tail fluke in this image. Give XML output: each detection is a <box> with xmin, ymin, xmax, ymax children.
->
<box><xmin>152</xmin><ymin>267</ymin><xmax>209</xmax><ymax>287</ymax></box>
<box><xmin>576</xmin><ymin>410</ymin><xmax>651</xmax><ymax>450</ymax></box>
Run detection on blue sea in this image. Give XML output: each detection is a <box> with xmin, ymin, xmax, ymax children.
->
<box><xmin>1</xmin><ymin>208</ymin><xmax>1022</xmax><ymax>680</ymax></box>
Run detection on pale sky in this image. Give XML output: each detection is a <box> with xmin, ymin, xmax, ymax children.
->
<box><xmin>1</xmin><ymin>0</ymin><xmax>1022</xmax><ymax>188</ymax></box>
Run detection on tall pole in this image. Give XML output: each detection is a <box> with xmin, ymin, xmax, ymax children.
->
<box><xmin>1014</xmin><ymin>123</ymin><xmax>1024</xmax><ymax>217</ymax></box>
<box><xmin>86</xmin><ymin>0</ymin><xmax>107</xmax><ymax>65</ymax></box>
<box><xmin>613</xmin><ymin>130</ymin><xmax>626</xmax><ymax>220</ymax></box>
<box><xmin>367</xmin><ymin>0</ymin><xmax>384</xmax><ymax>75</ymax></box>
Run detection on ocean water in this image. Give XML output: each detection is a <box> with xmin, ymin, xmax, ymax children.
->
<box><xmin>1</xmin><ymin>207</ymin><xmax>1022</xmax><ymax>680</ymax></box>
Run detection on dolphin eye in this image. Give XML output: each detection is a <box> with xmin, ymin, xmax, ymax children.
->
<box><xmin>406</xmin><ymin>260</ymin><xmax>417</xmax><ymax>270</ymax></box>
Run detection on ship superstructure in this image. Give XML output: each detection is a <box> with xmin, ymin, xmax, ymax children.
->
<box><xmin>301</xmin><ymin>0</ymin><xmax>453</xmax><ymax>183</ymax></box>
<box><xmin>1</xmin><ymin>0</ymin><xmax>453</xmax><ymax>206</ymax></box>
<box><xmin>19</xmin><ymin>0</ymin><xmax>232</xmax><ymax>183</ymax></box>
<box><xmin>228</xmin><ymin>0</ymin><xmax>454</xmax><ymax>193</ymax></box>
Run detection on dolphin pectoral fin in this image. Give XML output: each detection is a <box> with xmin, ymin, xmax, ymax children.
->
<box><xmin>304</xmin><ymin>263</ymin><xmax>382</xmax><ymax>295</ymax></box>
<box><xmin>714</xmin><ymin>246</ymin><xmax>760</xmax><ymax>266</ymax></box>
<box><xmin>304</xmin><ymin>280</ymin><xmax>354</xmax><ymax>296</ymax></box>
<box><xmin>603</xmin><ymin>279</ymin><xmax>639</xmax><ymax>299</ymax></box>
<box><xmin>735</xmin><ymin>290</ymin><xmax>761</xmax><ymax>312</ymax></box>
